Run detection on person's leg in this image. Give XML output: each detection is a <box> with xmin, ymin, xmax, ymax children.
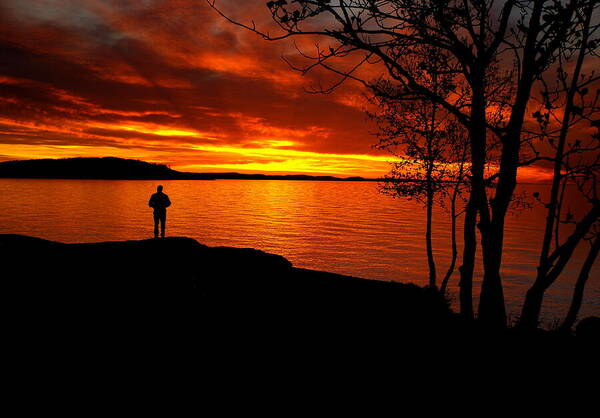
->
<box><xmin>153</xmin><ymin>212</ymin><xmax>159</xmax><ymax>238</ymax></box>
<box><xmin>160</xmin><ymin>213</ymin><xmax>166</xmax><ymax>238</ymax></box>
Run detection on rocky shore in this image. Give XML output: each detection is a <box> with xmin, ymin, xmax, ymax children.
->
<box><xmin>4</xmin><ymin>234</ymin><xmax>595</xmax><ymax>349</ymax></box>
<box><xmin>2</xmin><ymin>234</ymin><xmax>455</xmax><ymax>342</ymax></box>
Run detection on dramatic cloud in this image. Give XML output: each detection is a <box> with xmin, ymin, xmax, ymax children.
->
<box><xmin>0</xmin><ymin>0</ymin><xmax>394</xmax><ymax>176</ymax></box>
<box><xmin>0</xmin><ymin>0</ymin><xmax>567</xmax><ymax>180</ymax></box>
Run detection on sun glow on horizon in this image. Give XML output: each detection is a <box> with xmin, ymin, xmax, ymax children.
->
<box><xmin>0</xmin><ymin>112</ymin><xmax>555</xmax><ymax>181</ymax></box>
<box><xmin>0</xmin><ymin>0</ymin><xmax>570</xmax><ymax>185</ymax></box>
<box><xmin>116</xmin><ymin>124</ymin><xmax>202</xmax><ymax>137</ymax></box>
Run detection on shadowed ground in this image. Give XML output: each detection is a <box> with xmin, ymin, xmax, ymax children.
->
<box><xmin>4</xmin><ymin>233</ymin><xmax>598</xmax><ymax>389</ymax></box>
<box><xmin>2</xmin><ymin>234</ymin><xmax>455</xmax><ymax>343</ymax></box>
<box><xmin>4</xmin><ymin>234</ymin><xmax>594</xmax><ymax>356</ymax></box>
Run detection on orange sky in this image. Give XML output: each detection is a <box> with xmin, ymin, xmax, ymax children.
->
<box><xmin>0</xmin><ymin>0</ymin><xmax>566</xmax><ymax>181</ymax></box>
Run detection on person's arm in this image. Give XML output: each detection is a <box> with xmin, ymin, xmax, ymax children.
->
<box><xmin>165</xmin><ymin>195</ymin><xmax>171</xmax><ymax>208</ymax></box>
<box><xmin>148</xmin><ymin>195</ymin><xmax>155</xmax><ymax>208</ymax></box>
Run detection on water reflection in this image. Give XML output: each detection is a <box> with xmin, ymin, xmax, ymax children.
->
<box><xmin>0</xmin><ymin>178</ymin><xmax>597</xmax><ymax>324</ymax></box>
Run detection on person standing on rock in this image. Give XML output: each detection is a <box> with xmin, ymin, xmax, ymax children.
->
<box><xmin>148</xmin><ymin>185</ymin><xmax>171</xmax><ymax>238</ymax></box>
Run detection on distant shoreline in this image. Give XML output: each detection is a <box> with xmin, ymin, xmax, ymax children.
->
<box><xmin>0</xmin><ymin>157</ymin><xmax>380</xmax><ymax>182</ymax></box>
<box><xmin>0</xmin><ymin>174</ymin><xmax>380</xmax><ymax>182</ymax></box>
<box><xmin>0</xmin><ymin>176</ymin><xmax>550</xmax><ymax>185</ymax></box>
<box><xmin>0</xmin><ymin>157</ymin><xmax>551</xmax><ymax>184</ymax></box>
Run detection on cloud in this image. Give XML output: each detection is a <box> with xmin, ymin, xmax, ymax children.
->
<box><xmin>0</xmin><ymin>0</ymin><xmax>384</xmax><ymax>174</ymax></box>
<box><xmin>0</xmin><ymin>0</ymin><xmax>558</xmax><ymax>180</ymax></box>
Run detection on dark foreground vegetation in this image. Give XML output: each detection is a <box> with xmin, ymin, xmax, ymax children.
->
<box><xmin>0</xmin><ymin>157</ymin><xmax>372</xmax><ymax>181</ymax></box>
<box><xmin>3</xmin><ymin>234</ymin><xmax>597</xmax><ymax>351</ymax></box>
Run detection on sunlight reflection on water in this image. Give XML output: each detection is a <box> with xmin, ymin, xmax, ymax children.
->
<box><xmin>0</xmin><ymin>178</ymin><xmax>597</xmax><ymax>325</ymax></box>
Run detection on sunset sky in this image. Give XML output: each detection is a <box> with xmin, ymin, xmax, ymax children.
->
<box><xmin>0</xmin><ymin>0</ymin><xmax>398</xmax><ymax>177</ymax></box>
<box><xmin>0</xmin><ymin>0</ymin><xmax>571</xmax><ymax>180</ymax></box>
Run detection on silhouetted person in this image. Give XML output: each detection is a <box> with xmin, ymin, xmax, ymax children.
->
<box><xmin>149</xmin><ymin>185</ymin><xmax>171</xmax><ymax>238</ymax></box>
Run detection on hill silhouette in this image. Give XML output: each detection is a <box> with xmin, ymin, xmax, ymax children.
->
<box><xmin>0</xmin><ymin>157</ymin><xmax>203</xmax><ymax>179</ymax></box>
<box><xmin>0</xmin><ymin>157</ymin><xmax>373</xmax><ymax>181</ymax></box>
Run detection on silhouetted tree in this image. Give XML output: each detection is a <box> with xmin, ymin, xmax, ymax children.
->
<box><xmin>209</xmin><ymin>0</ymin><xmax>599</xmax><ymax>328</ymax></box>
<box><xmin>517</xmin><ymin>1</ymin><xmax>600</xmax><ymax>330</ymax></box>
<box><xmin>440</xmin><ymin>126</ymin><xmax>470</xmax><ymax>297</ymax></box>
<box><xmin>560</xmin><ymin>232</ymin><xmax>600</xmax><ymax>332</ymax></box>
<box><xmin>369</xmin><ymin>46</ymin><xmax>469</xmax><ymax>291</ymax></box>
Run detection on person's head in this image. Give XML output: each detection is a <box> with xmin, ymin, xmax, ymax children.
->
<box><xmin>157</xmin><ymin>185</ymin><xmax>163</xmax><ymax>193</ymax></box>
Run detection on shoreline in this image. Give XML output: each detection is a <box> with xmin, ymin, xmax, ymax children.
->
<box><xmin>3</xmin><ymin>234</ymin><xmax>595</xmax><ymax>342</ymax></box>
<box><xmin>1</xmin><ymin>234</ymin><xmax>463</xmax><ymax>341</ymax></box>
<box><xmin>0</xmin><ymin>176</ymin><xmax>552</xmax><ymax>185</ymax></box>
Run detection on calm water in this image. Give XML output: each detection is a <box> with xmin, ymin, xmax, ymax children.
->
<box><xmin>0</xmin><ymin>178</ymin><xmax>597</xmax><ymax>325</ymax></box>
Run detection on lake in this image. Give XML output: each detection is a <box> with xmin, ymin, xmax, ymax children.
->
<box><xmin>0</xmin><ymin>178</ymin><xmax>597</xmax><ymax>326</ymax></box>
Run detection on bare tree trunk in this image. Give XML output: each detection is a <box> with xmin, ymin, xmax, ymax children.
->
<box><xmin>520</xmin><ymin>202</ymin><xmax>600</xmax><ymax>329</ymax></box>
<box><xmin>426</xmin><ymin>167</ymin><xmax>437</xmax><ymax>288</ymax></box>
<box><xmin>478</xmin><ymin>139</ymin><xmax>517</xmax><ymax>328</ymax></box>
<box><xmin>560</xmin><ymin>236</ymin><xmax>600</xmax><ymax>333</ymax></box>
<box><xmin>425</xmin><ymin>99</ymin><xmax>438</xmax><ymax>289</ymax></box>
<box><xmin>477</xmin><ymin>0</ymin><xmax>552</xmax><ymax>329</ymax></box>
<box><xmin>459</xmin><ymin>198</ymin><xmax>476</xmax><ymax>320</ymax></box>
<box><xmin>440</xmin><ymin>189</ymin><xmax>458</xmax><ymax>295</ymax></box>
<box><xmin>519</xmin><ymin>4</ymin><xmax>592</xmax><ymax>331</ymax></box>
<box><xmin>477</xmin><ymin>209</ymin><xmax>508</xmax><ymax>331</ymax></box>
<box><xmin>440</xmin><ymin>142</ymin><xmax>469</xmax><ymax>295</ymax></box>
<box><xmin>465</xmin><ymin>68</ymin><xmax>496</xmax><ymax>324</ymax></box>
<box><xmin>555</xmin><ymin>177</ymin><xmax>568</xmax><ymax>250</ymax></box>
<box><xmin>441</xmin><ymin>151</ymin><xmax>466</xmax><ymax>295</ymax></box>
<box><xmin>457</xmin><ymin>66</ymin><xmax>489</xmax><ymax>321</ymax></box>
